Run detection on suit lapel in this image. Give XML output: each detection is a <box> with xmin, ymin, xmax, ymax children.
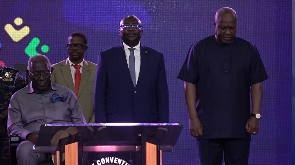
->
<box><xmin>78</xmin><ymin>61</ymin><xmax>92</xmax><ymax>97</ymax></box>
<box><xmin>137</xmin><ymin>46</ymin><xmax>149</xmax><ymax>87</ymax></box>
<box><xmin>116</xmin><ymin>46</ymin><xmax>134</xmax><ymax>87</ymax></box>
<box><xmin>60</xmin><ymin>61</ymin><xmax>75</xmax><ymax>91</ymax></box>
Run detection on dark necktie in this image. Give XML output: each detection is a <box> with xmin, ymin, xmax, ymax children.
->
<box><xmin>128</xmin><ymin>47</ymin><xmax>136</xmax><ymax>86</ymax></box>
<box><xmin>73</xmin><ymin>64</ymin><xmax>81</xmax><ymax>95</ymax></box>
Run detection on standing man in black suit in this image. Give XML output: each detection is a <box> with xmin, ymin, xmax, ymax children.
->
<box><xmin>94</xmin><ymin>15</ymin><xmax>169</xmax><ymax>123</ymax></box>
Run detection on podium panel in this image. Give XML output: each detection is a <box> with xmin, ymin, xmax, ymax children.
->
<box><xmin>65</xmin><ymin>142</ymin><xmax>78</xmax><ymax>165</ymax></box>
<box><xmin>34</xmin><ymin>123</ymin><xmax>182</xmax><ymax>165</ymax></box>
<box><xmin>146</xmin><ymin>142</ymin><xmax>157</xmax><ymax>165</ymax></box>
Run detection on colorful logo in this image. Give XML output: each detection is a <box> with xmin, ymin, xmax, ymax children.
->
<box><xmin>4</xmin><ymin>17</ymin><xmax>50</xmax><ymax>57</ymax></box>
<box><xmin>25</xmin><ymin>37</ymin><xmax>49</xmax><ymax>57</ymax></box>
<box><xmin>4</xmin><ymin>17</ymin><xmax>30</xmax><ymax>42</ymax></box>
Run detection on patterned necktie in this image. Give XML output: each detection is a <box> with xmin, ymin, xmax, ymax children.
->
<box><xmin>73</xmin><ymin>64</ymin><xmax>81</xmax><ymax>95</ymax></box>
<box><xmin>128</xmin><ymin>47</ymin><xmax>136</xmax><ymax>86</ymax></box>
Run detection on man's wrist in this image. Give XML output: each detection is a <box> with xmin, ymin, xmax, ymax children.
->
<box><xmin>250</xmin><ymin>113</ymin><xmax>261</xmax><ymax>119</ymax></box>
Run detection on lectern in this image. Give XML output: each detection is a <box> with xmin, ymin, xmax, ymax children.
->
<box><xmin>34</xmin><ymin>123</ymin><xmax>182</xmax><ymax>165</ymax></box>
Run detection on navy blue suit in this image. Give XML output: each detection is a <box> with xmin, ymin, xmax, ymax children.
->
<box><xmin>94</xmin><ymin>45</ymin><xmax>169</xmax><ymax>123</ymax></box>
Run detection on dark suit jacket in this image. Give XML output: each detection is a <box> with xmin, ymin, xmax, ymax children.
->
<box><xmin>94</xmin><ymin>45</ymin><xmax>169</xmax><ymax>123</ymax></box>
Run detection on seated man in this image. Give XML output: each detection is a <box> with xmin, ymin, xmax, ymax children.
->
<box><xmin>7</xmin><ymin>54</ymin><xmax>86</xmax><ymax>165</ymax></box>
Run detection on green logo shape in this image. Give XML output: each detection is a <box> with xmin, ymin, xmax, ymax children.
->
<box><xmin>25</xmin><ymin>37</ymin><xmax>49</xmax><ymax>57</ymax></box>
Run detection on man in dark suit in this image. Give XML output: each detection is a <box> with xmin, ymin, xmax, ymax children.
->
<box><xmin>0</xmin><ymin>54</ymin><xmax>26</xmax><ymax>165</ymax></box>
<box><xmin>94</xmin><ymin>15</ymin><xmax>169</xmax><ymax>123</ymax></box>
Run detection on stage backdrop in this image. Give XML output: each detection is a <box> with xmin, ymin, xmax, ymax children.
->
<box><xmin>0</xmin><ymin>0</ymin><xmax>291</xmax><ymax>164</ymax></box>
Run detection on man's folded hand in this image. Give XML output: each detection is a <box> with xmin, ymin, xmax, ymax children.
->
<box><xmin>26</xmin><ymin>132</ymin><xmax>38</xmax><ymax>144</ymax></box>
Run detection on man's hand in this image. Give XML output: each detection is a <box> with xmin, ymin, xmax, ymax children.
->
<box><xmin>245</xmin><ymin>117</ymin><xmax>259</xmax><ymax>135</ymax></box>
<box><xmin>189</xmin><ymin>118</ymin><xmax>203</xmax><ymax>137</ymax></box>
<box><xmin>26</xmin><ymin>132</ymin><xmax>38</xmax><ymax>144</ymax></box>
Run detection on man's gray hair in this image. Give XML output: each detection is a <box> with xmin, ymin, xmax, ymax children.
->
<box><xmin>27</xmin><ymin>54</ymin><xmax>51</xmax><ymax>71</ymax></box>
<box><xmin>215</xmin><ymin>7</ymin><xmax>237</xmax><ymax>23</ymax></box>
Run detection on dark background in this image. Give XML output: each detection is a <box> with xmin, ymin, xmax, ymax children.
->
<box><xmin>0</xmin><ymin>0</ymin><xmax>291</xmax><ymax>164</ymax></box>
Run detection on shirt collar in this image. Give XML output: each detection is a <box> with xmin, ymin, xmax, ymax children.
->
<box><xmin>28</xmin><ymin>82</ymin><xmax>57</xmax><ymax>94</ymax></box>
<box><xmin>66</xmin><ymin>58</ymin><xmax>84</xmax><ymax>67</ymax></box>
<box><xmin>122</xmin><ymin>42</ymin><xmax>140</xmax><ymax>51</ymax></box>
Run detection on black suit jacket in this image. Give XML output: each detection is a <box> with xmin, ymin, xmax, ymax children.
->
<box><xmin>94</xmin><ymin>45</ymin><xmax>169</xmax><ymax>123</ymax></box>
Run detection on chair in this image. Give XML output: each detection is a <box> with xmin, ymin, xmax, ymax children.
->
<box><xmin>9</xmin><ymin>135</ymin><xmax>19</xmax><ymax>165</ymax></box>
<box><xmin>9</xmin><ymin>135</ymin><xmax>54</xmax><ymax>165</ymax></box>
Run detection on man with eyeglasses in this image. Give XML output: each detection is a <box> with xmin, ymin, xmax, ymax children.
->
<box><xmin>178</xmin><ymin>7</ymin><xmax>268</xmax><ymax>165</ymax></box>
<box><xmin>7</xmin><ymin>54</ymin><xmax>86</xmax><ymax>165</ymax></box>
<box><xmin>51</xmin><ymin>32</ymin><xmax>97</xmax><ymax>123</ymax></box>
<box><xmin>94</xmin><ymin>14</ymin><xmax>169</xmax><ymax>164</ymax></box>
<box><xmin>95</xmin><ymin>14</ymin><xmax>169</xmax><ymax>123</ymax></box>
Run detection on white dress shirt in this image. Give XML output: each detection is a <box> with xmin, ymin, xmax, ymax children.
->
<box><xmin>67</xmin><ymin>58</ymin><xmax>84</xmax><ymax>86</ymax></box>
<box><xmin>123</xmin><ymin>42</ymin><xmax>141</xmax><ymax>84</ymax></box>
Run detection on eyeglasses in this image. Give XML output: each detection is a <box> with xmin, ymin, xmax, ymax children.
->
<box><xmin>29</xmin><ymin>71</ymin><xmax>51</xmax><ymax>79</ymax></box>
<box><xmin>66</xmin><ymin>43</ymin><xmax>86</xmax><ymax>49</ymax></box>
<box><xmin>120</xmin><ymin>24</ymin><xmax>142</xmax><ymax>29</ymax></box>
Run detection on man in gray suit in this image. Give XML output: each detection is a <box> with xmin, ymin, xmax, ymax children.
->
<box><xmin>7</xmin><ymin>55</ymin><xmax>86</xmax><ymax>165</ymax></box>
<box><xmin>51</xmin><ymin>32</ymin><xmax>97</xmax><ymax>123</ymax></box>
